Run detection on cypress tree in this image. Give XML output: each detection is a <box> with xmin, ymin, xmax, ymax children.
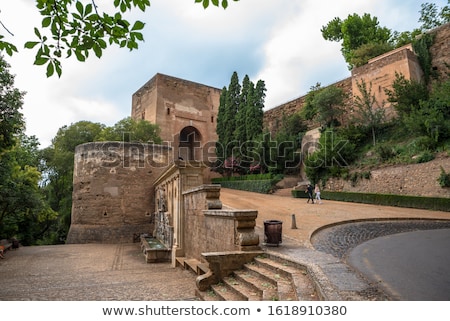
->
<box><xmin>224</xmin><ymin>72</ymin><xmax>240</xmax><ymax>156</ymax></box>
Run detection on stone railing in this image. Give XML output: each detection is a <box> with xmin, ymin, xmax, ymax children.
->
<box><xmin>182</xmin><ymin>184</ymin><xmax>260</xmax><ymax>260</ymax></box>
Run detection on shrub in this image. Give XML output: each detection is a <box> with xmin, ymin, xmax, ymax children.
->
<box><xmin>375</xmin><ymin>143</ymin><xmax>397</xmax><ymax>161</ymax></box>
<box><xmin>415</xmin><ymin>150</ymin><xmax>435</xmax><ymax>163</ymax></box>
<box><xmin>438</xmin><ymin>166</ymin><xmax>450</xmax><ymax>188</ymax></box>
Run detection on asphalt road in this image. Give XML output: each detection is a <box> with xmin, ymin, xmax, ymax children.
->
<box><xmin>347</xmin><ymin>228</ymin><xmax>450</xmax><ymax>301</ymax></box>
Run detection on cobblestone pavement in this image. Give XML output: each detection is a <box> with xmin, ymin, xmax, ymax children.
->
<box><xmin>310</xmin><ymin>219</ymin><xmax>450</xmax><ymax>259</ymax></box>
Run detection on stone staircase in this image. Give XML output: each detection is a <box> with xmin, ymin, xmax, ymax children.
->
<box><xmin>177</xmin><ymin>254</ymin><xmax>320</xmax><ymax>301</ymax></box>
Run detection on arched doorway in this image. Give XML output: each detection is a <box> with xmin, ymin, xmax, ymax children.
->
<box><xmin>178</xmin><ymin>126</ymin><xmax>202</xmax><ymax>161</ymax></box>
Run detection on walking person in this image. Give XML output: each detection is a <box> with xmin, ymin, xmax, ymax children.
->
<box><xmin>305</xmin><ymin>184</ymin><xmax>314</xmax><ymax>204</ymax></box>
<box><xmin>314</xmin><ymin>184</ymin><xmax>322</xmax><ymax>204</ymax></box>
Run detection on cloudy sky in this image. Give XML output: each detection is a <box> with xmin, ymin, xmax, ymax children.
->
<box><xmin>2</xmin><ymin>0</ymin><xmax>446</xmax><ymax>147</ymax></box>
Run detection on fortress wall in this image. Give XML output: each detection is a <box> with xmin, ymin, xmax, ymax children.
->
<box><xmin>263</xmin><ymin>23</ymin><xmax>450</xmax><ymax>132</ymax></box>
<box><xmin>67</xmin><ymin>142</ymin><xmax>173</xmax><ymax>243</ymax></box>
<box><xmin>429</xmin><ymin>22</ymin><xmax>450</xmax><ymax>82</ymax></box>
<box><xmin>263</xmin><ymin>77</ymin><xmax>353</xmax><ymax>134</ymax></box>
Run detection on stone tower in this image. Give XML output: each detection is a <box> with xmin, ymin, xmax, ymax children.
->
<box><xmin>67</xmin><ymin>142</ymin><xmax>173</xmax><ymax>243</ymax></box>
<box><xmin>131</xmin><ymin>73</ymin><xmax>222</xmax><ymax>170</ymax></box>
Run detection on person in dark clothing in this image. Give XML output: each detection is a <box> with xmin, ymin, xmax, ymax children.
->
<box><xmin>306</xmin><ymin>184</ymin><xmax>314</xmax><ymax>204</ymax></box>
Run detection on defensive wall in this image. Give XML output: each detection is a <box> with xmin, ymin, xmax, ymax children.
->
<box><xmin>67</xmin><ymin>142</ymin><xmax>173</xmax><ymax>243</ymax></box>
<box><xmin>263</xmin><ymin>23</ymin><xmax>450</xmax><ymax>132</ymax></box>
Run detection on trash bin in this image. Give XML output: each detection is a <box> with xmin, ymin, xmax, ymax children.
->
<box><xmin>264</xmin><ymin>220</ymin><xmax>282</xmax><ymax>246</ymax></box>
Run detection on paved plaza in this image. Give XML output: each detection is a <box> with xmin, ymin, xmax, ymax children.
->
<box><xmin>0</xmin><ymin>188</ymin><xmax>449</xmax><ymax>300</ymax></box>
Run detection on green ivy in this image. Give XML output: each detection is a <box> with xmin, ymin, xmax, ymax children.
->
<box><xmin>412</xmin><ymin>33</ymin><xmax>435</xmax><ymax>84</ymax></box>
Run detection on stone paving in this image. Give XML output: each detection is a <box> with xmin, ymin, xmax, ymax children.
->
<box><xmin>1</xmin><ymin>188</ymin><xmax>449</xmax><ymax>301</ymax></box>
<box><xmin>0</xmin><ymin>243</ymin><xmax>198</xmax><ymax>301</ymax></box>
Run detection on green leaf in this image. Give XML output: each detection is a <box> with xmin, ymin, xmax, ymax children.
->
<box><xmin>34</xmin><ymin>27</ymin><xmax>42</xmax><ymax>39</ymax></box>
<box><xmin>24</xmin><ymin>41</ymin><xmax>40</xmax><ymax>49</ymax></box>
<box><xmin>34</xmin><ymin>57</ymin><xmax>49</xmax><ymax>66</ymax></box>
<box><xmin>76</xmin><ymin>1</ymin><xmax>84</xmax><ymax>16</ymax></box>
<box><xmin>75</xmin><ymin>50</ymin><xmax>86</xmax><ymax>62</ymax></box>
<box><xmin>93</xmin><ymin>44</ymin><xmax>102</xmax><ymax>58</ymax></box>
<box><xmin>212</xmin><ymin>0</ymin><xmax>219</xmax><ymax>6</ymax></box>
<box><xmin>55</xmin><ymin>61</ymin><xmax>62</xmax><ymax>77</ymax></box>
<box><xmin>46</xmin><ymin>61</ymin><xmax>55</xmax><ymax>77</ymax></box>
<box><xmin>203</xmin><ymin>0</ymin><xmax>209</xmax><ymax>9</ymax></box>
<box><xmin>42</xmin><ymin>17</ymin><xmax>52</xmax><ymax>28</ymax></box>
<box><xmin>131</xmin><ymin>20</ymin><xmax>145</xmax><ymax>31</ymax></box>
<box><xmin>85</xmin><ymin>3</ymin><xmax>93</xmax><ymax>15</ymax></box>
<box><xmin>133</xmin><ymin>32</ymin><xmax>144</xmax><ymax>41</ymax></box>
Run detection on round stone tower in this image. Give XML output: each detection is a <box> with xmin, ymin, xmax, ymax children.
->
<box><xmin>67</xmin><ymin>141</ymin><xmax>173</xmax><ymax>243</ymax></box>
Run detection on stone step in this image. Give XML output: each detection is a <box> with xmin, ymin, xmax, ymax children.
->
<box><xmin>255</xmin><ymin>255</ymin><xmax>318</xmax><ymax>300</ymax></box>
<box><xmin>195</xmin><ymin>254</ymin><xmax>320</xmax><ymax>301</ymax></box>
<box><xmin>210</xmin><ymin>282</ymin><xmax>247</xmax><ymax>301</ymax></box>
<box><xmin>222</xmin><ymin>275</ymin><xmax>262</xmax><ymax>301</ymax></box>
<box><xmin>244</xmin><ymin>261</ymin><xmax>297</xmax><ymax>301</ymax></box>
<box><xmin>233</xmin><ymin>269</ymin><xmax>277</xmax><ymax>300</ymax></box>
<box><xmin>176</xmin><ymin>257</ymin><xmax>209</xmax><ymax>275</ymax></box>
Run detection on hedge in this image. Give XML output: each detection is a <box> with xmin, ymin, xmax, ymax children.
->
<box><xmin>216</xmin><ymin>179</ymin><xmax>278</xmax><ymax>194</ymax></box>
<box><xmin>291</xmin><ymin>190</ymin><xmax>450</xmax><ymax>212</ymax></box>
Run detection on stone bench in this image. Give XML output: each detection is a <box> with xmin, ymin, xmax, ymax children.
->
<box><xmin>0</xmin><ymin>239</ymin><xmax>13</xmax><ymax>258</ymax></box>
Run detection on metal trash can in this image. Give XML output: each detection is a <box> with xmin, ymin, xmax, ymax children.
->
<box><xmin>264</xmin><ymin>220</ymin><xmax>282</xmax><ymax>246</ymax></box>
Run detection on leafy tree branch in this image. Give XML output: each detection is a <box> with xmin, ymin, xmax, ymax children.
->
<box><xmin>0</xmin><ymin>0</ymin><xmax>238</xmax><ymax>77</ymax></box>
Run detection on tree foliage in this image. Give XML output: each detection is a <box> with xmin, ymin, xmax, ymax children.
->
<box><xmin>402</xmin><ymin>80</ymin><xmax>450</xmax><ymax>142</ymax></box>
<box><xmin>0</xmin><ymin>56</ymin><xmax>57</xmax><ymax>244</ymax></box>
<box><xmin>353</xmin><ymin>79</ymin><xmax>386</xmax><ymax>146</ymax></box>
<box><xmin>303</xmin><ymin>84</ymin><xmax>345</xmax><ymax>128</ymax></box>
<box><xmin>304</xmin><ymin>128</ymin><xmax>357</xmax><ymax>184</ymax></box>
<box><xmin>0</xmin><ymin>56</ymin><xmax>25</xmax><ymax>153</ymax></box>
<box><xmin>0</xmin><ymin>0</ymin><xmax>238</xmax><ymax>77</ymax></box>
<box><xmin>97</xmin><ymin>117</ymin><xmax>161</xmax><ymax>143</ymax></box>
<box><xmin>321</xmin><ymin>2</ymin><xmax>450</xmax><ymax>70</ymax></box>
<box><xmin>321</xmin><ymin>13</ymin><xmax>392</xmax><ymax>69</ymax></box>
<box><xmin>418</xmin><ymin>1</ymin><xmax>450</xmax><ymax>31</ymax></box>
<box><xmin>215</xmin><ymin>71</ymin><xmax>266</xmax><ymax>175</ymax></box>
<box><xmin>385</xmin><ymin>72</ymin><xmax>429</xmax><ymax>118</ymax></box>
